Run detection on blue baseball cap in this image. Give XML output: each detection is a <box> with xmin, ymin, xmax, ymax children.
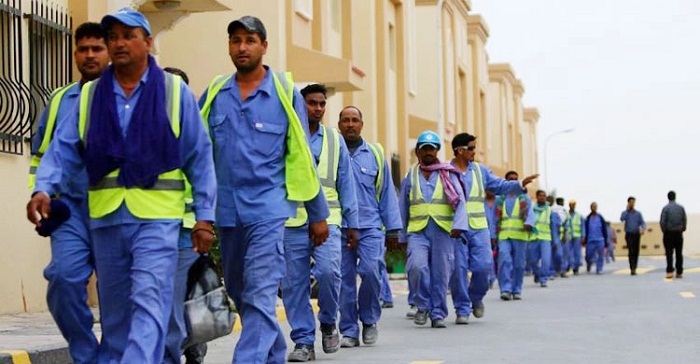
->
<box><xmin>101</xmin><ymin>8</ymin><xmax>152</xmax><ymax>36</ymax></box>
<box><xmin>416</xmin><ymin>130</ymin><xmax>441</xmax><ymax>150</ymax></box>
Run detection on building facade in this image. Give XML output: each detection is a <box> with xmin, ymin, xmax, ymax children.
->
<box><xmin>0</xmin><ymin>0</ymin><xmax>539</xmax><ymax>313</ymax></box>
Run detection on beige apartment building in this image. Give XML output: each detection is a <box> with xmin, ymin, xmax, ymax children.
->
<box><xmin>0</xmin><ymin>0</ymin><xmax>539</xmax><ymax>314</ymax></box>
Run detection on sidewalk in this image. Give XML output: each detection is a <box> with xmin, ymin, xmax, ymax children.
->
<box><xmin>0</xmin><ymin>278</ymin><xmax>409</xmax><ymax>364</ymax></box>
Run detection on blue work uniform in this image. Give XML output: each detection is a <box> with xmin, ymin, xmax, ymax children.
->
<box><xmin>282</xmin><ymin>125</ymin><xmax>358</xmax><ymax>347</ymax></box>
<box><xmin>449</xmin><ymin>162</ymin><xmax>525</xmax><ymax>316</ymax></box>
<box><xmin>34</xmin><ymin>69</ymin><xmax>217</xmax><ymax>364</ymax></box>
<box><xmin>585</xmin><ymin>214</ymin><xmax>608</xmax><ymax>274</ymax></box>
<box><xmin>496</xmin><ymin>194</ymin><xmax>535</xmax><ymax>296</ymax></box>
<box><xmin>339</xmin><ymin>139</ymin><xmax>401</xmax><ymax>340</ymax></box>
<box><xmin>528</xmin><ymin>203</ymin><xmax>561</xmax><ymax>286</ymax></box>
<box><xmin>484</xmin><ymin>199</ymin><xmax>498</xmax><ymax>286</ymax></box>
<box><xmin>200</xmin><ymin>67</ymin><xmax>329</xmax><ymax>364</ymax></box>
<box><xmin>30</xmin><ymin>82</ymin><xmax>100</xmax><ymax>364</ymax></box>
<box><xmin>567</xmin><ymin>211</ymin><xmax>587</xmax><ymax>273</ymax></box>
<box><xmin>399</xmin><ymin>169</ymin><xmax>468</xmax><ymax>322</ymax></box>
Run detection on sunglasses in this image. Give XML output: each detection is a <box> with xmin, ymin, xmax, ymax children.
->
<box><xmin>457</xmin><ymin>146</ymin><xmax>476</xmax><ymax>152</ymax></box>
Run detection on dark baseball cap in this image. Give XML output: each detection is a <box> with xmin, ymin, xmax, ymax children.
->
<box><xmin>227</xmin><ymin>16</ymin><xmax>266</xmax><ymax>41</ymax></box>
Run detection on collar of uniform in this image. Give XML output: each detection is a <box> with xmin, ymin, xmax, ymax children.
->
<box><xmin>224</xmin><ymin>65</ymin><xmax>274</xmax><ymax>96</ymax></box>
<box><xmin>65</xmin><ymin>82</ymin><xmax>82</xmax><ymax>98</ymax></box>
<box><xmin>312</xmin><ymin>124</ymin><xmax>326</xmax><ymax>138</ymax></box>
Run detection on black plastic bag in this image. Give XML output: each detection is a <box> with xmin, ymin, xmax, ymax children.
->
<box><xmin>182</xmin><ymin>254</ymin><xmax>236</xmax><ymax>348</ymax></box>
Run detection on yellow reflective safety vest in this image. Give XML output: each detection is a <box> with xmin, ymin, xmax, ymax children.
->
<box><xmin>28</xmin><ymin>82</ymin><xmax>78</xmax><ymax>190</ymax></box>
<box><xmin>465</xmin><ymin>162</ymin><xmax>488</xmax><ymax>230</ymax></box>
<box><xmin>286</xmin><ymin>125</ymin><xmax>341</xmax><ymax>227</ymax></box>
<box><xmin>199</xmin><ymin>71</ymin><xmax>319</xmax><ymax>202</ymax></box>
<box><xmin>407</xmin><ymin>165</ymin><xmax>454</xmax><ymax>233</ymax></box>
<box><xmin>182</xmin><ymin>182</ymin><xmax>195</xmax><ymax>229</ymax></box>
<box><xmin>569</xmin><ymin>212</ymin><xmax>583</xmax><ymax>238</ymax></box>
<box><xmin>532</xmin><ymin>206</ymin><xmax>552</xmax><ymax>242</ymax></box>
<box><xmin>78</xmin><ymin>72</ymin><xmax>186</xmax><ymax>219</ymax></box>
<box><xmin>365</xmin><ymin>142</ymin><xmax>385</xmax><ymax>201</ymax></box>
<box><xmin>497</xmin><ymin>196</ymin><xmax>529</xmax><ymax>241</ymax></box>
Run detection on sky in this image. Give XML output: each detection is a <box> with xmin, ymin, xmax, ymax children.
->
<box><xmin>472</xmin><ymin>0</ymin><xmax>700</xmax><ymax>220</ymax></box>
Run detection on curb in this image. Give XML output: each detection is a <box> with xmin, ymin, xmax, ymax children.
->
<box><xmin>0</xmin><ymin>346</ymin><xmax>70</xmax><ymax>364</ymax></box>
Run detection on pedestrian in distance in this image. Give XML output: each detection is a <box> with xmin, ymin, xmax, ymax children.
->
<box><xmin>566</xmin><ymin>200</ymin><xmax>586</xmax><ymax>275</ymax></box>
<box><xmin>584</xmin><ymin>202</ymin><xmax>608</xmax><ymax>275</ymax></box>
<box><xmin>620</xmin><ymin>196</ymin><xmax>646</xmax><ymax>275</ymax></box>
<box><xmin>660</xmin><ymin>191</ymin><xmax>687</xmax><ymax>279</ymax></box>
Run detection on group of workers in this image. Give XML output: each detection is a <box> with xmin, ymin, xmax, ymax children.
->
<box><xmin>23</xmin><ymin>7</ymin><xmax>668</xmax><ymax>364</ymax></box>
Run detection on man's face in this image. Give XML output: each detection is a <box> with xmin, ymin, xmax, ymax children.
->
<box><xmin>107</xmin><ymin>23</ymin><xmax>151</xmax><ymax>68</ymax></box>
<box><xmin>455</xmin><ymin>141</ymin><xmax>476</xmax><ymax>162</ymax></box>
<box><xmin>591</xmin><ymin>202</ymin><xmax>598</xmax><ymax>213</ymax></box>
<box><xmin>74</xmin><ymin>36</ymin><xmax>109</xmax><ymax>81</ymax></box>
<box><xmin>304</xmin><ymin>92</ymin><xmax>326</xmax><ymax>124</ymax></box>
<box><xmin>229</xmin><ymin>28</ymin><xmax>267</xmax><ymax>73</ymax></box>
<box><xmin>569</xmin><ymin>203</ymin><xmax>576</xmax><ymax>212</ymax></box>
<box><xmin>627</xmin><ymin>199</ymin><xmax>635</xmax><ymax>210</ymax></box>
<box><xmin>416</xmin><ymin>145</ymin><xmax>438</xmax><ymax>165</ymax></box>
<box><xmin>537</xmin><ymin>192</ymin><xmax>547</xmax><ymax>204</ymax></box>
<box><xmin>338</xmin><ymin>107</ymin><xmax>363</xmax><ymax>142</ymax></box>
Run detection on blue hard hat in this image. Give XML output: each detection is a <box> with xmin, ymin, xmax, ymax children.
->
<box><xmin>416</xmin><ymin>130</ymin><xmax>441</xmax><ymax>150</ymax></box>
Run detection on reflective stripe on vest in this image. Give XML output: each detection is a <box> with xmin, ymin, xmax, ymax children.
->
<box><xmin>201</xmin><ymin>71</ymin><xmax>320</xmax><ymax>202</ymax></box>
<box><xmin>407</xmin><ymin>165</ymin><xmax>454</xmax><ymax>233</ymax></box>
<box><xmin>78</xmin><ymin>73</ymin><xmax>186</xmax><ymax>219</ymax></box>
<box><xmin>466</xmin><ymin>162</ymin><xmax>488</xmax><ymax>230</ymax></box>
<box><xmin>286</xmin><ymin>125</ymin><xmax>342</xmax><ymax>227</ymax></box>
<box><xmin>570</xmin><ymin>213</ymin><xmax>583</xmax><ymax>238</ymax></box>
<box><xmin>498</xmin><ymin>197</ymin><xmax>529</xmax><ymax>241</ymax></box>
<box><xmin>28</xmin><ymin>82</ymin><xmax>78</xmax><ymax>190</ymax></box>
<box><xmin>533</xmin><ymin>206</ymin><xmax>552</xmax><ymax>241</ymax></box>
<box><xmin>365</xmin><ymin>142</ymin><xmax>385</xmax><ymax>201</ymax></box>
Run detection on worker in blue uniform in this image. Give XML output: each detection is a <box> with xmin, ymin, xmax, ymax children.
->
<box><xmin>528</xmin><ymin>190</ymin><xmax>561</xmax><ymax>287</ymax></box>
<box><xmin>27</xmin><ymin>8</ymin><xmax>217</xmax><ymax>363</ymax></box>
<box><xmin>282</xmin><ymin>85</ymin><xmax>358</xmax><ymax>362</ymax></box>
<box><xmin>27</xmin><ymin>22</ymin><xmax>110</xmax><ymax>364</ymax></box>
<box><xmin>584</xmin><ymin>202</ymin><xmax>608</xmax><ymax>274</ymax></box>
<box><xmin>198</xmin><ymin>16</ymin><xmax>329</xmax><ymax>364</ymax></box>
<box><xmin>337</xmin><ymin>106</ymin><xmax>402</xmax><ymax>346</ymax></box>
<box><xmin>495</xmin><ymin>171</ymin><xmax>535</xmax><ymax>301</ymax></box>
<box><xmin>567</xmin><ymin>200</ymin><xmax>587</xmax><ymax>275</ymax></box>
<box><xmin>448</xmin><ymin>133</ymin><xmax>537</xmax><ymax>322</ymax></box>
<box><xmin>399</xmin><ymin>131</ymin><xmax>468</xmax><ymax>328</ymax></box>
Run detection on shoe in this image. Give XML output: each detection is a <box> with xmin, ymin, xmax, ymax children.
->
<box><xmin>406</xmin><ymin>305</ymin><xmax>417</xmax><ymax>319</ymax></box>
<box><xmin>414</xmin><ymin>310</ymin><xmax>428</xmax><ymax>325</ymax></box>
<box><xmin>500</xmin><ymin>292</ymin><xmax>512</xmax><ymax>301</ymax></box>
<box><xmin>586</xmin><ymin>264</ymin><xmax>591</xmax><ymax>273</ymax></box>
<box><xmin>573</xmin><ymin>270</ymin><xmax>579</xmax><ymax>276</ymax></box>
<box><xmin>472</xmin><ymin>303</ymin><xmax>485</xmax><ymax>318</ymax></box>
<box><xmin>320</xmin><ymin>324</ymin><xmax>340</xmax><ymax>354</ymax></box>
<box><xmin>340</xmin><ymin>336</ymin><xmax>360</xmax><ymax>348</ymax></box>
<box><xmin>512</xmin><ymin>293</ymin><xmax>522</xmax><ymax>300</ymax></box>
<box><xmin>362</xmin><ymin>324</ymin><xmax>378</xmax><ymax>345</ymax></box>
<box><xmin>184</xmin><ymin>343</ymin><xmax>207</xmax><ymax>364</ymax></box>
<box><xmin>381</xmin><ymin>301</ymin><xmax>394</xmax><ymax>309</ymax></box>
<box><xmin>631</xmin><ymin>269</ymin><xmax>637</xmax><ymax>276</ymax></box>
<box><xmin>540</xmin><ymin>282</ymin><xmax>548</xmax><ymax>288</ymax></box>
<box><xmin>534</xmin><ymin>275</ymin><xmax>540</xmax><ymax>283</ymax></box>
<box><xmin>666</xmin><ymin>272</ymin><xmax>674</xmax><ymax>279</ymax></box>
<box><xmin>560</xmin><ymin>272</ymin><xmax>568</xmax><ymax>278</ymax></box>
<box><xmin>455</xmin><ymin>315</ymin><xmax>469</xmax><ymax>325</ymax></box>
<box><xmin>676</xmin><ymin>274</ymin><xmax>683</xmax><ymax>279</ymax></box>
<box><xmin>287</xmin><ymin>344</ymin><xmax>315</xmax><ymax>362</ymax></box>
<box><xmin>596</xmin><ymin>271</ymin><xmax>603</xmax><ymax>275</ymax></box>
<box><xmin>431</xmin><ymin>319</ymin><xmax>447</xmax><ymax>328</ymax></box>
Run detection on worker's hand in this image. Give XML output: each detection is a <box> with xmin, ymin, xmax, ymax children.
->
<box><xmin>345</xmin><ymin>228</ymin><xmax>360</xmax><ymax>250</ymax></box>
<box><xmin>191</xmin><ymin>221</ymin><xmax>216</xmax><ymax>253</ymax></box>
<box><xmin>450</xmin><ymin>229</ymin><xmax>462</xmax><ymax>238</ymax></box>
<box><xmin>523</xmin><ymin>224</ymin><xmax>533</xmax><ymax>232</ymax></box>
<box><xmin>386</xmin><ymin>235</ymin><xmax>399</xmax><ymax>252</ymax></box>
<box><xmin>581</xmin><ymin>238</ymin><xmax>587</xmax><ymax>247</ymax></box>
<box><xmin>309</xmin><ymin>220</ymin><xmax>329</xmax><ymax>247</ymax></box>
<box><xmin>521</xmin><ymin>174</ymin><xmax>539</xmax><ymax>187</ymax></box>
<box><xmin>27</xmin><ymin>192</ymin><xmax>51</xmax><ymax>227</ymax></box>
<box><xmin>491</xmin><ymin>238</ymin><xmax>497</xmax><ymax>248</ymax></box>
<box><xmin>639</xmin><ymin>228</ymin><xmax>645</xmax><ymax>235</ymax></box>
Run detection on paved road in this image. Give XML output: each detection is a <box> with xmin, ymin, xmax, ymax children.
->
<box><xmin>204</xmin><ymin>256</ymin><xmax>700</xmax><ymax>363</ymax></box>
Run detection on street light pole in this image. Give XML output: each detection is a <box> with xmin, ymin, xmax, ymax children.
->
<box><xmin>544</xmin><ymin>127</ymin><xmax>575</xmax><ymax>193</ymax></box>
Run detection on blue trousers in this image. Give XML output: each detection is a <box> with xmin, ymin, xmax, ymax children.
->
<box><xmin>339</xmin><ymin>228</ymin><xmax>382</xmax><ymax>339</ymax></box>
<box><xmin>449</xmin><ymin>241</ymin><xmax>470</xmax><ymax>316</ymax></box>
<box><xmin>282</xmin><ymin>225</ymin><xmax>341</xmax><ymax>346</ymax></box>
<box><xmin>569</xmin><ymin>237</ymin><xmax>583</xmax><ymax>271</ymax></box>
<box><xmin>586</xmin><ymin>239</ymin><xmax>605</xmax><ymax>273</ymax></box>
<box><xmin>527</xmin><ymin>240</ymin><xmax>552</xmax><ymax>284</ymax></box>
<box><xmin>378</xmin><ymin>244</ymin><xmax>393</xmax><ymax>304</ymax></box>
<box><xmin>44</xmin><ymin>200</ymin><xmax>99</xmax><ymax>364</ymax></box>
<box><xmin>219</xmin><ymin>218</ymin><xmax>287</xmax><ymax>364</ymax></box>
<box><xmin>560</xmin><ymin>241</ymin><xmax>570</xmax><ymax>273</ymax></box>
<box><xmin>497</xmin><ymin>239</ymin><xmax>527</xmax><ymax>294</ymax></box>
<box><xmin>449</xmin><ymin>228</ymin><xmax>492</xmax><ymax>315</ymax></box>
<box><xmin>406</xmin><ymin>220</ymin><xmax>455</xmax><ymax>321</ymax></box>
<box><xmin>92</xmin><ymin>221</ymin><xmax>179</xmax><ymax>364</ymax></box>
<box><xmin>164</xmin><ymin>229</ymin><xmax>199</xmax><ymax>364</ymax></box>
<box><xmin>550</xmin><ymin>240</ymin><xmax>564</xmax><ymax>276</ymax></box>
